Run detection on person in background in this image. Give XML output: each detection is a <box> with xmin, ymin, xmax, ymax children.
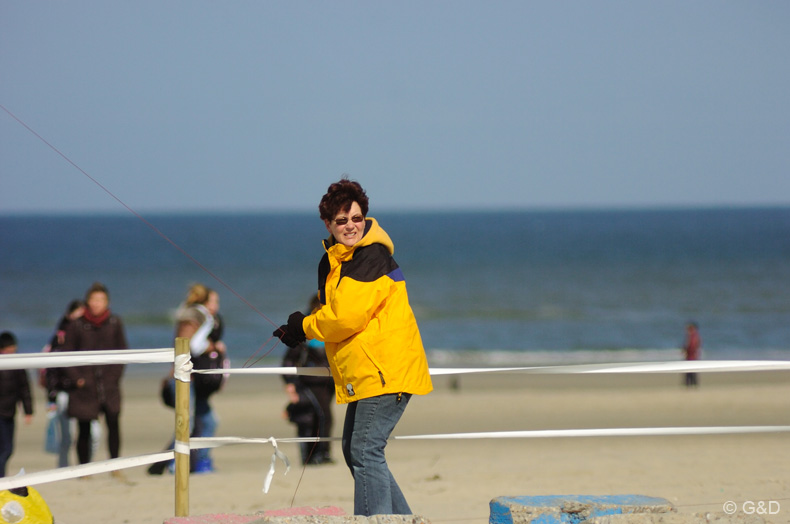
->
<box><xmin>0</xmin><ymin>331</ymin><xmax>34</xmax><ymax>477</ymax></box>
<box><xmin>206</xmin><ymin>289</ymin><xmax>225</xmax><ymax>354</ymax></box>
<box><xmin>207</xmin><ymin>288</ymin><xmax>230</xmax><ymax>394</ymax></box>
<box><xmin>281</xmin><ymin>295</ymin><xmax>335</xmax><ymax>465</ymax></box>
<box><xmin>61</xmin><ymin>282</ymin><xmax>129</xmax><ymax>479</ymax></box>
<box><xmin>682</xmin><ymin>321</ymin><xmax>701</xmax><ymax>388</ymax></box>
<box><xmin>40</xmin><ymin>299</ymin><xmax>84</xmax><ymax>468</ymax></box>
<box><xmin>150</xmin><ymin>283</ymin><xmax>226</xmax><ymax>475</ymax></box>
<box><xmin>191</xmin><ymin>286</ymin><xmax>228</xmax><ymax>473</ymax></box>
<box><xmin>273</xmin><ymin>177</ymin><xmax>433</xmax><ymax>516</ymax></box>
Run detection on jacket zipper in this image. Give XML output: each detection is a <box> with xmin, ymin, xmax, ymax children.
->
<box><xmin>378</xmin><ymin>371</ymin><xmax>386</xmax><ymax>387</ymax></box>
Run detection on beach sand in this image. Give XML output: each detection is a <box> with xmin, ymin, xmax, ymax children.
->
<box><xmin>6</xmin><ymin>369</ymin><xmax>790</xmax><ymax>524</ymax></box>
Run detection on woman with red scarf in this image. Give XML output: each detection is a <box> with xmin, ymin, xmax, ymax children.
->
<box><xmin>61</xmin><ymin>282</ymin><xmax>128</xmax><ymax>470</ymax></box>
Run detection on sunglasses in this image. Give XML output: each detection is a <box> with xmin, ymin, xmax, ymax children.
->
<box><xmin>333</xmin><ymin>214</ymin><xmax>365</xmax><ymax>226</ymax></box>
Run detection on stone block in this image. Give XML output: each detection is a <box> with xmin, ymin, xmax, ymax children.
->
<box><xmin>489</xmin><ymin>495</ymin><xmax>674</xmax><ymax>524</ymax></box>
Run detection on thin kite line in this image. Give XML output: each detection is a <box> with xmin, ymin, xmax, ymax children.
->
<box><xmin>1</xmin><ymin>103</ymin><xmax>280</xmax><ymax>363</ymax></box>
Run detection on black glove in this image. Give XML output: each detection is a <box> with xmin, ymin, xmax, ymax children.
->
<box><xmin>272</xmin><ymin>311</ymin><xmax>306</xmax><ymax>347</ymax></box>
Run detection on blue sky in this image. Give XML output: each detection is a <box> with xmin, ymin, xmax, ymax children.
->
<box><xmin>2</xmin><ymin>2</ymin><xmax>789</xmax><ymax>214</ymax></box>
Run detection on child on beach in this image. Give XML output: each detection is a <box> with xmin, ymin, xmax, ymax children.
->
<box><xmin>0</xmin><ymin>331</ymin><xmax>34</xmax><ymax>477</ymax></box>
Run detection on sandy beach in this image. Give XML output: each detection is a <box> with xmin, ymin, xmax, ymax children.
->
<box><xmin>6</xmin><ymin>369</ymin><xmax>790</xmax><ymax>524</ymax></box>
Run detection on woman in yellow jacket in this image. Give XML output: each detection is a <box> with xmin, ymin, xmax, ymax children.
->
<box><xmin>274</xmin><ymin>177</ymin><xmax>432</xmax><ymax>516</ymax></box>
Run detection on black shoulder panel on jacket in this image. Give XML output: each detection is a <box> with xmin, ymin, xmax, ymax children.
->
<box><xmin>341</xmin><ymin>244</ymin><xmax>399</xmax><ymax>283</ymax></box>
<box><xmin>317</xmin><ymin>253</ymin><xmax>330</xmax><ymax>304</ymax></box>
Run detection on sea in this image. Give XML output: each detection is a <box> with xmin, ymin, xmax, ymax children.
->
<box><xmin>2</xmin><ymin>208</ymin><xmax>789</xmax><ymax>375</ymax></box>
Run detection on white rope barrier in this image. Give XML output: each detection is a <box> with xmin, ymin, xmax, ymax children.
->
<box><xmin>3</xmin><ymin>350</ymin><xmax>790</xmax><ymax>375</ymax></box>
<box><xmin>393</xmin><ymin>425</ymin><xmax>790</xmax><ymax>440</ymax></box>
<box><xmin>190</xmin><ymin>436</ymin><xmax>317</xmax><ymax>448</ymax></box>
<box><xmin>191</xmin><ymin>423</ymin><xmax>790</xmax><ymax>446</ymax></box>
<box><xmin>192</xmin><ymin>359</ymin><xmax>790</xmax><ymax>377</ymax></box>
<box><xmin>0</xmin><ymin>348</ymin><xmax>173</xmax><ymax>370</ymax></box>
<box><xmin>514</xmin><ymin>360</ymin><xmax>790</xmax><ymax>375</ymax></box>
<box><xmin>194</xmin><ymin>366</ymin><xmax>331</xmax><ymax>376</ymax></box>
<box><xmin>198</xmin><ymin>438</ymin><xmax>295</xmax><ymax>493</ymax></box>
<box><xmin>173</xmin><ymin>353</ymin><xmax>193</xmax><ymax>382</ymax></box>
<box><xmin>0</xmin><ymin>452</ymin><xmax>173</xmax><ymax>491</ymax></box>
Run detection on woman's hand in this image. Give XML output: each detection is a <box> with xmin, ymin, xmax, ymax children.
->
<box><xmin>284</xmin><ymin>383</ymin><xmax>300</xmax><ymax>404</ymax></box>
<box><xmin>272</xmin><ymin>312</ymin><xmax>306</xmax><ymax>347</ymax></box>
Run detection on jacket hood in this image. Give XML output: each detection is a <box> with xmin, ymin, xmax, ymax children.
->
<box><xmin>323</xmin><ymin>217</ymin><xmax>394</xmax><ymax>257</ymax></box>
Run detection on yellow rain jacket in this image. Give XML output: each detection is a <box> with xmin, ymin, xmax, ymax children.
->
<box><xmin>302</xmin><ymin>217</ymin><xmax>433</xmax><ymax>404</ymax></box>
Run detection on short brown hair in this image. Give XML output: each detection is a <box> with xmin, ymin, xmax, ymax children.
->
<box><xmin>85</xmin><ymin>281</ymin><xmax>109</xmax><ymax>301</ymax></box>
<box><xmin>318</xmin><ymin>176</ymin><xmax>369</xmax><ymax>222</ymax></box>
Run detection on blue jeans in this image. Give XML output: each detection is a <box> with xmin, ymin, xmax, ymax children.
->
<box><xmin>193</xmin><ymin>392</ymin><xmax>217</xmax><ymax>463</ymax></box>
<box><xmin>342</xmin><ymin>393</ymin><xmax>412</xmax><ymax>516</ymax></box>
<box><xmin>160</xmin><ymin>386</ymin><xmax>217</xmax><ymax>466</ymax></box>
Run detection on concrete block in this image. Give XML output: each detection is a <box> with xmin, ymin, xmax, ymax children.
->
<box><xmin>489</xmin><ymin>495</ymin><xmax>675</xmax><ymax>524</ymax></box>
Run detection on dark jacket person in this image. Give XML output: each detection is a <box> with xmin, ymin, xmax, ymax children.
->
<box><xmin>61</xmin><ymin>282</ymin><xmax>128</xmax><ymax>466</ymax></box>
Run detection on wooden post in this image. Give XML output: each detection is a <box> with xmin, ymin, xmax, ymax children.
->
<box><xmin>174</xmin><ymin>337</ymin><xmax>190</xmax><ymax>517</ymax></box>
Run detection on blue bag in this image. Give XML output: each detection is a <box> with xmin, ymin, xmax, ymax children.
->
<box><xmin>44</xmin><ymin>411</ymin><xmax>60</xmax><ymax>454</ymax></box>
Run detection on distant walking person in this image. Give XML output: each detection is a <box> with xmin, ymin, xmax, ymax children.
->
<box><xmin>281</xmin><ymin>295</ymin><xmax>335</xmax><ymax>465</ymax></box>
<box><xmin>40</xmin><ymin>299</ymin><xmax>85</xmax><ymax>468</ymax></box>
<box><xmin>148</xmin><ymin>284</ymin><xmax>227</xmax><ymax>475</ymax></box>
<box><xmin>61</xmin><ymin>282</ymin><xmax>129</xmax><ymax>477</ymax></box>
<box><xmin>190</xmin><ymin>286</ymin><xmax>228</xmax><ymax>473</ymax></box>
<box><xmin>0</xmin><ymin>331</ymin><xmax>34</xmax><ymax>477</ymax></box>
<box><xmin>682</xmin><ymin>321</ymin><xmax>701</xmax><ymax>388</ymax></box>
